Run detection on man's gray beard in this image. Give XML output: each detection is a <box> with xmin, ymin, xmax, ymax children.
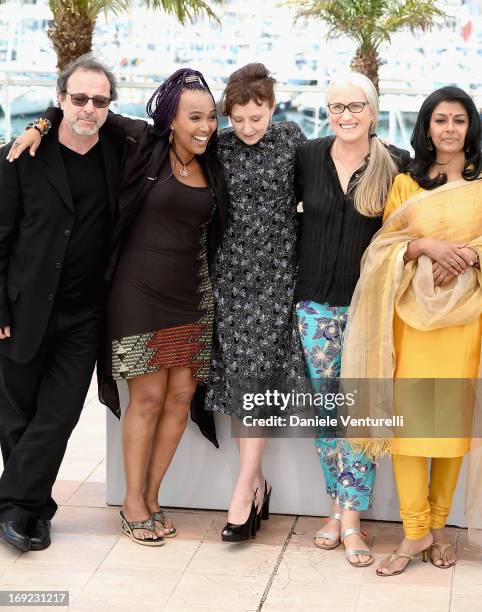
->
<box><xmin>69</xmin><ymin>119</ymin><xmax>100</xmax><ymax>137</ymax></box>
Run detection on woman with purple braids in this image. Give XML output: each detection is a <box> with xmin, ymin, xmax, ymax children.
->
<box><xmin>101</xmin><ymin>69</ymin><xmax>228</xmax><ymax>546</ymax></box>
<box><xmin>13</xmin><ymin>67</ymin><xmax>228</xmax><ymax>546</ymax></box>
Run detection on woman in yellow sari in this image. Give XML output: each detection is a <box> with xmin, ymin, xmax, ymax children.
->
<box><xmin>341</xmin><ymin>86</ymin><xmax>482</xmax><ymax>576</ymax></box>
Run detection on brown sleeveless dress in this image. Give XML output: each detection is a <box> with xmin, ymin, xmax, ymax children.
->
<box><xmin>107</xmin><ymin>158</ymin><xmax>215</xmax><ymax>381</ymax></box>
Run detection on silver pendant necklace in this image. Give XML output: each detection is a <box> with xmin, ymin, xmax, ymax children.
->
<box><xmin>171</xmin><ymin>144</ymin><xmax>195</xmax><ymax>177</ymax></box>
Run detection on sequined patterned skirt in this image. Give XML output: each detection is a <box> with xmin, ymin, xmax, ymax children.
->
<box><xmin>112</xmin><ymin>318</ymin><xmax>213</xmax><ymax>382</ymax></box>
<box><xmin>108</xmin><ymin>219</ymin><xmax>214</xmax><ymax>383</ymax></box>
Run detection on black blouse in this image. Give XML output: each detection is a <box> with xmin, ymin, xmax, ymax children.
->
<box><xmin>295</xmin><ymin>136</ymin><xmax>410</xmax><ymax>307</ymax></box>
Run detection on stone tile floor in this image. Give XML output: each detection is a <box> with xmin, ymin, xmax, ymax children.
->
<box><xmin>0</xmin><ymin>385</ymin><xmax>480</xmax><ymax>611</ymax></box>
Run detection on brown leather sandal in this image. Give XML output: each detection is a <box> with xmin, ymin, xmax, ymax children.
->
<box><xmin>376</xmin><ymin>547</ymin><xmax>431</xmax><ymax>577</ymax></box>
<box><xmin>430</xmin><ymin>542</ymin><xmax>456</xmax><ymax>569</ymax></box>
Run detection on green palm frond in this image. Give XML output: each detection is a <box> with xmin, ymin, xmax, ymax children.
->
<box><xmin>289</xmin><ymin>0</ymin><xmax>445</xmax><ymax>50</ymax></box>
<box><xmin>46</xmin><ymin>0</ymin><xmax>222</xmax><ymax>23</ymax></box>
<box><xmin>382</xmin><ymin>0</ymin><xmax>446</xmax><ymax>36</ymax></box>
<box><xmin>144</xmin><ymin>0</ymin><xmax>224</xmax><ymax>24</ymax></box>
<box><xmin>48</xmin><ymin>0</ymin><xmax>129</xmax><ymax>21</ymax></box>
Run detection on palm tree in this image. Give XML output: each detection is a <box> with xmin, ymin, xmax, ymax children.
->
<box><xmin>0</xmin><ymin>0</ymin><xmax>223</xmax><ymax>72</ymax></box>
<box><xmin>289</xmin><ymin>0</ymin><xmax>446</xmax><ymax>91</ymax></box>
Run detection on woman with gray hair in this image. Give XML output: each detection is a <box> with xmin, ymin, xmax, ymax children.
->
<box><xmin>295</xmin><ymin>72</ymin><xmax>410</xmax><ymax>567</ymax></box>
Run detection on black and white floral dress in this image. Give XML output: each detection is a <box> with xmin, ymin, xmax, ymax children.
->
<box><xmin>205</xmin><ymin>121</ymin><xmax>307</xmax><ymax>418</ymax></box>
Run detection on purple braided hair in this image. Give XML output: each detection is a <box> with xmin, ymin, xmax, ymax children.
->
<box><xmin>146</xmin><ymin>68</ymin><xmax>218</xmax><ymax>151</ymax></box>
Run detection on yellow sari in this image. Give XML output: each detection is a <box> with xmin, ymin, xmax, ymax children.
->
<box><xmin>385</xmin><ymin>174</ymin><xmax>481</xmax><ymax>456</ymax></box>
<box><xmin>341</xmin><ymin>172</ymin><xmax>482</xmax><ymax>541</ymax></box>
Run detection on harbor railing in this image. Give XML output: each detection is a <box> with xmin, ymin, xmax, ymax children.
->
<box><xmin>1</xmin><ymin>69</ymin><xmax>482</xmax><ymax>149</ymax></box>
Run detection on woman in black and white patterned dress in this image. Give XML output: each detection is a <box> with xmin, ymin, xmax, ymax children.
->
<box><xmin>205</xmin><ymin>64</ymin><xmax>306</xmax><ymax>540</ymax></box>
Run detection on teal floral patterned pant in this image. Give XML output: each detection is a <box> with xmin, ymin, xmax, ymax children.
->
<box><xmin>296</xmin><ymin>301</ymin><xmax>376</xmax><ymax>511</ymax></box>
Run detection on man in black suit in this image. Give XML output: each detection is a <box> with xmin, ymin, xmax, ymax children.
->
<box><xmin>0</xmin><ymin>55</ymin><xmax>123</xmax><ymax>551</ymax></box>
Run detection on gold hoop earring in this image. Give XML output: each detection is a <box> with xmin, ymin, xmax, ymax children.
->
<box><xmin>169</xmin><ymin>130</ymin><xmax>174</xmax><ymax>144</ymax></box>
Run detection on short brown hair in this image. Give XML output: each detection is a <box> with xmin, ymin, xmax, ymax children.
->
<box><xmin>57</xmin><ymin>53</ymin><xmax>117</xmax><ymax>101</ymax></box>
<box><xmin>221</xmin><ymin>63</ymin><xmax>276</xmax><ymax>116</ymax></box>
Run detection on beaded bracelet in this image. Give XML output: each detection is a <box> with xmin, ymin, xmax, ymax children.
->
<box><xmin>26</xmin><ymin>117</ymin><xmax>52</xmax><ymax>137</ymax></box>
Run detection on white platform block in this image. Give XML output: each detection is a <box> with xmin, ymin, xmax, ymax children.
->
<box><xmin>106</xmin><ymin>381</ymin><xmax>468</xmax><ymax>527</ymax></box>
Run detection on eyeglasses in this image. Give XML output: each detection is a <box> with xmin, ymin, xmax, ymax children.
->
<box><xmin>327</xmin><ymin>102</ymin><xmax>368</xmax><ymax>114</ymax></box>
<box><xmin>66</xmin><ymin>92</ymin><xmax>111</xmax><ymax>108</ymax></box>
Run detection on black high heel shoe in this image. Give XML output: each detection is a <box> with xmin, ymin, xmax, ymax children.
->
<box><xmin>222</xmin><ymin>501</ymin><xmax>257</xmax><ymax>542</ymax></box>
<box><xmin>256</xmin><ymin>482</ymin><xmax>272</xmax><ymax>531</ymax></box>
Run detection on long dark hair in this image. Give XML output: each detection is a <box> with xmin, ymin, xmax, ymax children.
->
<box><xmin>408</xmin><ymin>86</ymin><xmax>482</xmax><ymax>189</ymax></box>
<box><xmin>146</xmin><ymin>68</ymin><xmax>218</xmax><ymax>153</ymax></box>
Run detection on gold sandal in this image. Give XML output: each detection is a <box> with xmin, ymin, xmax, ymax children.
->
<box><xmin>151</xmin><ymin>510</ymin><xmax>177</xmax><ymax>538</ymax></box>
<box><xmin>120</xmin><ymin>510</ymin><xmax>165</xmax><ymax>547</ymax></box>
<box><xmin>314</xmin><ymin>512</ymin><xmax>342</xmax><ymax>550</ymax></box>
<box><xmin>430</xmin><ymin>542</ymin><xmax>456</xmax><ymax>569</ymax></box>
<box><xmin>377</xmin><ymin>547</ymin><xmax>431</xmax><ymax>577</ymax></box>
<box><xmin>341</xmin><ymin>527</ymin><xmax>374</xmax><ymax>567</ymax></box>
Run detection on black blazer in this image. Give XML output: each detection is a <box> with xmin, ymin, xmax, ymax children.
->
<box><xmin>0</xmin><ymin>127</ymin><xmax>123</xmax><ymax>363</ymax></box>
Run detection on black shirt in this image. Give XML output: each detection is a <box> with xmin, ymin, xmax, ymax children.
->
<box><xmin>57</xmin><ymin>142</ymin><xmax>109</xmax><ymax>307</ymax></box>
<box><xmin>295</xmin><ymin>136</ymin><xmax>410</xmax><ymax>307</ymax></box>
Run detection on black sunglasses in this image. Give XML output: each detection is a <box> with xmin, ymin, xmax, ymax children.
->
<box><xmin>66</xmin><ymin>92</ymin><xmax>111</xmax><ymax>108</ymax></box>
